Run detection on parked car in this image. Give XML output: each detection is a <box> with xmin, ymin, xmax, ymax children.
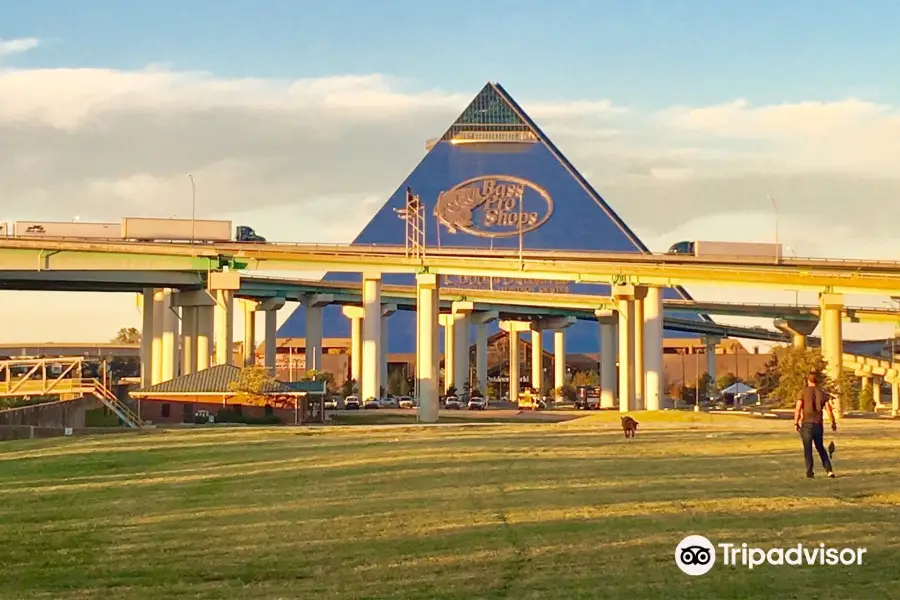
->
<box><xmin>444</xmin><ymin>396</ymin><xmax>462</xmax><ymax>410</ymax></box>
<box><xmin>467</xmin><ymin>396</ymin><xmax>487</xmax><ymax>410</ymax></box>
<box><xmin>398</xmin><ymin>396</ymin><xmax>416</xmax><ymax>409</ymax></box>
<box><xmin>364</xmin><ymin>397</ymin><xmax>380</xmax><ymax>409</ymax></box>
<box><xmin>344</xmin><ymin>395</ymin><xmax>360</xmax><ymax>410</ymax></box>
<box><xmin>379</xmin><ymin>396</ymin><xmax>399</xmax><ymax>408</ymax></box>
<box><xmin>324</xmin><ymin>397</ymin><xmax>338</xmax><ymax>410</ymax></box>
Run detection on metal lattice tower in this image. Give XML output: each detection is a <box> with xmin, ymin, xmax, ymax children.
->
<box><xmin>394</xmin><ymin>187</ymin><xmax>426</xmax><ymax>259</ymax></box>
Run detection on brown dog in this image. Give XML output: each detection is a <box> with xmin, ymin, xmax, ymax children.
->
<box><xmin>621</xmin><ymin>415</ymin><xmax>639</xmax><ymax>438</ymax></box>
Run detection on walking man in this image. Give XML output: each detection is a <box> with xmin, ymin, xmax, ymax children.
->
<box><xmin>793</xmin><ymin>373</ymin><xmax>837</xmax><ymax>478</ymax></box>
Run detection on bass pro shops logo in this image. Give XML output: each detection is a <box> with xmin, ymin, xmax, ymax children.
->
<box><xmin>434</xmin><ymin>175</ymin><xmax>553</xmax><ymax>238</ymax></box>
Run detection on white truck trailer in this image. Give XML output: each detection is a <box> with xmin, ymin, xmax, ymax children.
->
<box><xmin>13</xmin><ymin>221</ymin><xmax>120</xmax><ymax>239</ymax></box>
<box><xmin>668</xmin><ymin>240</ymin><xmax>783</xmax><ymax>260</ymax></box>
<box><xmin>121</xmin><ymin>218</ymin><xmax>233</xmax><ymax>242</ymax></box>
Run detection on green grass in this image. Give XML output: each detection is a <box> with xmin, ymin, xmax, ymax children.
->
<box><xmin>1</xmin><ymin>415</ymin><xmax>900</xmax><ymax>599</ymax></box>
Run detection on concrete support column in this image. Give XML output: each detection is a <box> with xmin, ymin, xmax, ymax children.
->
<box><xmin>196</xmin><ymin>305</ymin><xmax>213</xmax><ymax>371</ymax></box>
<box><xmin>440</xmin><ymin>313</ymin><xmax>456</xmax><ymax>393</ymax></box>
<box><xmin>598</xmin><ymin>313</ymin><xmax>617</xmax><ymax>409</ymax></box>
<box><xmin>643</xmin><ymin>286</ymin><xmax>664</xmax><ymax>411</ymax></box>
<box><xmin>873</xmin><ymin>377</ymin><xmax>882</xmax><ymax>408</ymax></box>
<box><xmin>361</xmin><ymin>276</ymin><xmax>382</xmax><ymax>402</ymax></box>
<box><xmin>181</xmin><ymin>306</ymin><xmax>197</xmax><ymax>376</ymax></box>
<box><xmin>416</xmin><ymin>274</ymin><xmax>440</xmax><ymax>423</ymax></box>
<box><xmin>774</xmin><ymin>318</ymin><xmax>818</xmax><ymax>350</ymax></box>
<box><xmin>861</xmin><ymin>375</ymin><xmax>871</xmax><ymax>392</ymax></box>
<box><xmin>453</xmin><ymin>316</ymin><xmax>471</xmax><ymax>392</ymax></box>
<box><xmin>450</xmin><ymin>302</ymin><xmax>474</xmax><ymax>393</ymax></box>
<box><xmin>160</xmin><ymin>289</ymin><xmax>178</xmax><ymax>381</ymax></box>
<box><xmin>531</xmin><ymin>329</ymin><xmax>543</xmax><ymax>393</ymax></box>
<box><xmin>470</xmin><ymin>311</ymin><xmax>497</xmax><ymax>395</ymax></box>
<box><xmin>302</xmin><ymin>294</ymin><xmax>331</xmax><ymax>373</ymax></box>
<box><xmin>241</xmin><ymin>300</ymin><xmax>258</xmax><ymax>367</ymax></box>
<box><xmin>140</xmin><ymin>288</ymin><xmax>155</xmax><ymax>387</ymax></box>
<box><xmin>500</xmin><ymin>321</ymin><xmax>531</xmax><ymax>404</ymax></box>
<box><xmin>257</xmin><ymin>297</ymin><xmax>286</xmax><ymax>376</ymax></box>
<box><xmin>554</xmin><ymin>329</ymin><xmax>565</xmax><ymax>400</ymax></box>
<box><xmin>613</xmin><ymin>286</ymin><xmax>636</xmax><ymax>412</ymax></box>
<box><xmin>381</xmin><ymin>304</ymin><xmax>397</xmax><ymax>395</ymax></box>
<box><xmin>214</xmin><ymin>289</ymin><xmax>235</xmax><ymax>366</ymax></box>
<box><xmin>342</xmin><ymin>306</ymin><xmax>364</xmax><ymax>389</ymax></box>
<box><xmin>704</xmin><ymin>336</ymin><xmax>721</xmax><ymax>396</ymax></box>
<box><xmin>892</xmin><ymin>380</ymin><xmax>899</xmax><ymax>417</ymax></box>
<box><xmin>632</xmin><ymin>287</ymin><xmax>647</xmax><ymax>410</ymax></box>
<box><xmin>151</xmin><ymin>289</ymin><xmax>165</xmax><ymax>385</ymax></box>
<box><xmin>509</xmin><ymin>329</ymin><xmax>521</xmax><ymax>403</ymax></box>
<box><xmin>820</xmin><ymin>293</ymin><xmax>845</xmax><ymax>418</ymax></box>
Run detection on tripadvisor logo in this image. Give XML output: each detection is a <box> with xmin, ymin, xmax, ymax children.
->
<box><xmin>675</xmin><ymin>535</ymin><xmax>867</xmax><ymax>576</ymax></box>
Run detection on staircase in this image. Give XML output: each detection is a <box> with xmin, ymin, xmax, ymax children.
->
<box><xmin>86</xmin><ymin>379</ymin><xmax>144</xmax><ymax>428</ymax></box>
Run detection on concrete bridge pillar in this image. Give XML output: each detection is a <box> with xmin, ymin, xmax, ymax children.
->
<box><xmin>416</xmin><ymin>274</ymin><xmax>440</xmax><ymax>423</ymax></box>
<box><xmin>500</xmin><ymin>321</ymin><xmax>531</xmax><ymax>404</ymax></box>
<box><xmin>642</xmin><ymin>286</ymin><xmax>664</xmax><ymax>411</ymax></box>
<box><xmin>820</xmin><ymin>293</ymin><xmax>845</xmax><ymax>418</ymax></box>
<box><xmin>471</xmin><ymin>311</ymin><xmax>498</xmax><ymax>395</ymax></box>
<box><xmin>196</xmin><ymin>305</ymin><xmax>214</xmax><ymax>371</ymax></box>
<box><xmin>303</xmin><ymin>294</ymin><xmax>332</xmax><ymax>373</ymax></box>
<box><xmin>160</xmin><ymin>289</ymin><xmax>179</xmax><ymax>382</ymax></box>
<box><xmin>452</xmin><ymin>302</ymin><xmax>474</xmax><ymax>393</ymax></box>
<box><xmin>381</xmin><ymin>304</ymin><xmax>397</xmax><ymax>394</ymax></box>
<box><xmin>209</xmin><ymin>272</ymin><xmax>240</xmax><ymax>367</ymax></box>
<box><xmin>241</xmin><ymin>299</ymin><xmax>258</xmax><ymax>367</ymax></box>
<box><xmin>258</xmin><ymin>298</ymin><xmax>286</xmax><ymax>375</ymax></box>
<box><xmin>140</xmin><ymin>288</ymin><xmax>155</xmax><ymax>387</ymax></box>
<box><xmin>873</xmin><ymin>376</ymin><xmax>882</xmax><ymax>408</ymax></box>
<box><xmin>703</xmin><ymin>336</ymin><xmax>722</xmax><ymax>396</ymax></box>
<box><xmin>596</xmin><ymin>309</ymin><xmax>618</xmax><ymax>409</ymax></box>
<box><xmin>529</xmin><ymin>317</ymin><xmax>575</xmax><ymax>399</ymax></box>
<box><xmin>342</xmin><ymin>306</ymin><xmax>364</xmax><ymax>390</ymax></box>
<box><xmin>181</xmin><ymin>306</ymin><xmax>197</xmax><ymax>376</ymax></box>
<box><xmin>150</xmin><ymin>288</ymin><xmax>166</xmax><ymax>385</ymax></box>
<box><xmin>171</xmin><ymin>290</ymin><xmax>215</xmax><ymax>372</ymax></box>
<box><xmin>612</xmin><ymin>286</ymin><xmax>636</xmax><ymax>412</ymax></box>
<box><xmin>774</xmin><ymin>318</ymin><xmax>818</xmax><ymax>349</ymax></box>
<box><xmin>439</xmin><ymin>313</ymin><xmax>456</xmax><ymax>393</ymax></box>
<box><xmin>361</xmin><ymin>275</ymin><xmax>383</xmax><ymax>402</ymax></box>
<box><xmin>530</xmin><ymin>329</ymin><xmax>543</xmax><ymax>393</ymax></box>
<box><xmin>893</xmin><ymin>379</ymin><xmax>899</xmax><ymax>417</ymax></box>
<box><xmin>632</xmin><ymin>286</ymin><xmax>648</xmax><ymax>410</ymax></box>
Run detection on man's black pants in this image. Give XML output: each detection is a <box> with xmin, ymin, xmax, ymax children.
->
<box><xmin>801</xmin><ymin>422</ymin><xmax>833</xmax><ymax>475</ymax></box>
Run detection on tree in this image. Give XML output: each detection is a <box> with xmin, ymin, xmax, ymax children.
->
<box><xmin>228</xmin><ymin>366</ymin><xmax>278</xmax><ymax>405</ymax></box>
<box><xmin>387</xmin><ymin>369</ymin><xmax>409</xmax><ymax>396</ymax></box>
<box><xmin>446</xmin><ymin>383</ymin><xmax>458</xmax><ymax>397</ymax></box>
<box><xmin>571</xmin><ymin>370</ymin><xmax>600</xmax><ymax>387</ymax></box>
<box><xmin>301</xmin><ymin>370</ymin><xmax>335</xmax><ymax>401</ymax></box>
<box><xmin>341</xmin><ymin>378</ymin><xmax>358</xmax><ymax>397</ymax></box>
<box><xmin>858</xmin><ymin>385</ymin><xmax>875</xmax><ymax>413</ymax></box>
<box><xmin>112</xmin><ymin>327</ymin><xmax>141</xmax><ymax>344</ymax></box>
<box><xmin>555</xmin><ymin>384</ymin><xmax>577</xmax><ymax>402</ymax></box>
<box><xmin>770</xmin><ymin>345</ymin><xmax>828</xmax><ymax>407</ymax></box>
<box><xmin>717</xmin><ymin>372</ymin><xmax>742</xmax><ymax>391</ymax></box>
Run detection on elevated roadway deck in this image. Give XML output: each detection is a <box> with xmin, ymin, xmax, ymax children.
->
<box><xmin>3</xmin><ymin>239</ymin><xmax>900</xmax><ymax>294</ymax></box>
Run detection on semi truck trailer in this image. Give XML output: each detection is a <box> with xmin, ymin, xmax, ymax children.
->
<box><xmin>0</xmin><ymin>218</ymin><xmax>265</xmax><ymax>243</ymax></box>
<box><xmin>667</xmin><ymin>240</ymin><xmax>782</xmax><ymax>260</ymax></box>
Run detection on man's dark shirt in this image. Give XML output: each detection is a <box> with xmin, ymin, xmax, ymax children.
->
<box><xmin>798</xmin><ymin>386</ymin><xmax>827</xmax><ymax>424</ymax></box>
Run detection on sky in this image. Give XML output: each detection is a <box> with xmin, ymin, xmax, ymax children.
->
<box><xmin>2</xmin><ymin>0</ymin><xmax>900</xmax><ymax>346</ymax></box>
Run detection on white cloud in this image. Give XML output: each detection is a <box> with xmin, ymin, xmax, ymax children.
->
<box><xmin>0</xmin><ymin>64</ymin><xmax>899</xmax><ymax>342</ymax></box>
<box><xmin>0</xmin><ymin>37</ymin><xmax>40</xmax><ymax>59</ymax></box>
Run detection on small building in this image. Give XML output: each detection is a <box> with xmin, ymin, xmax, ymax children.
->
<box><xmin>130</xmin><ymin>365</ymin><xmax>326</xmax><ymax>425</ymax></box>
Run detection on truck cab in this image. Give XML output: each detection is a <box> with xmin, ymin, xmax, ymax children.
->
<box><xmin>667</xmin><ymin>241</ymin><xmax>695</xmax><ymax>255</ymax></box>
<box><xmin>235</xmin><ymin>225</ymin><xmax>266</xmax><ymax>243</ymax></box>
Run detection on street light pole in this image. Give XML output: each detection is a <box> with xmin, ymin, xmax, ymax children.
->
<box><xmin>188</xmin><ymin>173</ymin><xmax>196</xmax><ymax>244</ymax></box>
<box><xmin>767</xmin><ymin>195</ymin><xmax>779</xmax><ymax>263</ymax></box>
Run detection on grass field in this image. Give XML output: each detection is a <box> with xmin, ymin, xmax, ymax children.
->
<box><xmin>2</xmin><ymin>413</ymin><xmax>900</xmax><ymax>599</ymax></box>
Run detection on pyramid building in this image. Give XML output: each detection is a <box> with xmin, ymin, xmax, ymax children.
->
<box><xmin>278</xmin><ymin>82</ymin><xmax>709</xmax><ymax>354</ymax></box>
